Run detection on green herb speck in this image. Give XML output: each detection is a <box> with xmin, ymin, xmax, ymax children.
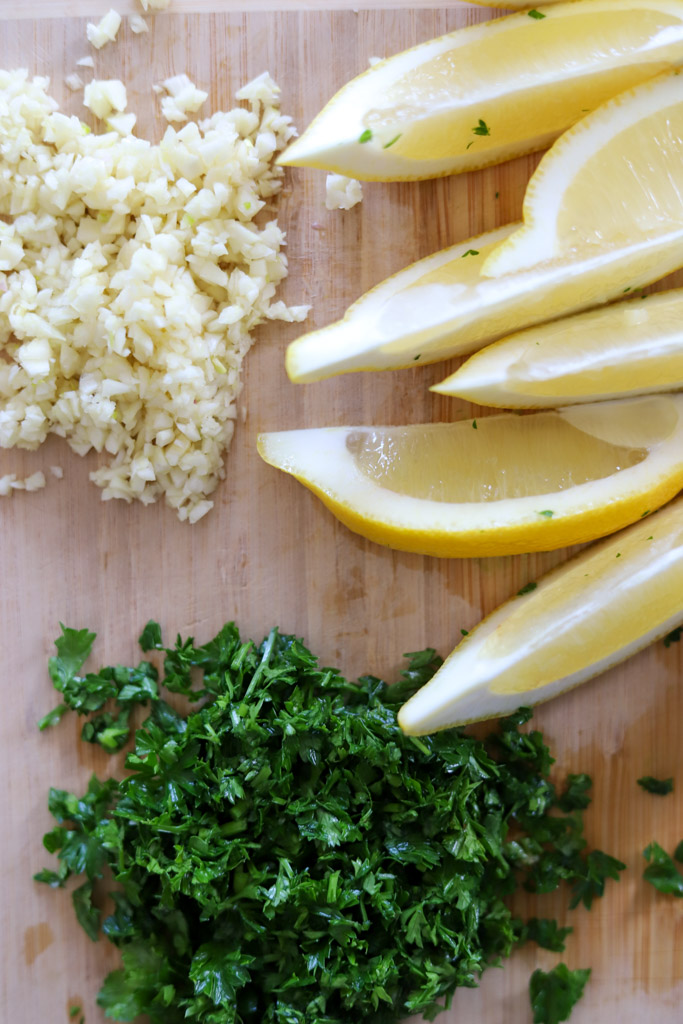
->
<box><xmin>538</xmin><ymin>510</ymin><xmax>554</xmax><ymax>519</ymax></box>
<box><xmin>383</xmin><ymin>133</ymin><xmax>402</xmax><ymax>149</ymax></box>
<box><xmin>462</xmin><ymin>249</ymin><xmax>480</xmax><ymax>258</ymax></box>
<box><xmin>473</xmin><ymin>118</ymin><xmax>491</xmax><ymax>137</ymax></box>
<box><xmin>637</xmin><ymin>776</ymin><xmax>674</xmax><ymax>796</ymax></box>
<box><xmin>528</xmin><ymin>8</ymin><xmax>546</xmax><ymax>18</ymax></box>
<box><xmin>517</xmin><ymin>581</ymin><xmax>537</xmax><ymax>596</ymax></box>
<box><xmin>359</xmin><ymin>128</ymin><xmax>372</xmax><ymax>143</ymax></box>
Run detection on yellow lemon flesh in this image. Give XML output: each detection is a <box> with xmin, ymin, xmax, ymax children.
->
<box><xmin>279</xmin><ymin>1</ymin><xmax>683</xmax><ymax>181</ymax></box>
<box><xmin>285</xmin><ymin>225</ymin><xmax>683</xmax><ymax>383</ymax></box>
<box><xmin>398</xmin><ymin>496</ymin><xmax>683</xmax><ymax>733</ymax></box>
<box><xmin>484</xmin><ymin>70</ymin><xmax>683</xmax><ymax>277</ymax></box>
<box><xmin>436</xmin><ymin>287</ymin><xmax>683</xmax><ymax>407</ymax></box>
<box><xmin>257</xmin><ymin>395</ymin><xmax>683</xmax><ymax>558</ymax></box>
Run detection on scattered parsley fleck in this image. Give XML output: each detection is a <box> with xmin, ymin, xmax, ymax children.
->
<box><xmin>69</xmin><ymin>1010</ymin><xmax>81</xmax><ymax>1020</ymax></box>
<box><xmin>663</xmin><ymin>626</ymin><xmax>682</xmax><ymax>648</ymax></box>
<box><xmin>473</xmin><ymin>118</ymin><xmax>491</xmax><ymax>137</ymax></box>
<box><xmin>529</xmin><ymin>963</ymin><xmax>591</xmax><ymax>1024</ymax></box>
<box><xmin>517</xmin><ymin>581</ymin><xmax>537</xmax><ymax>596</ymax></box>
<box><xmin>466</xmin><ymin>140</ymin><xmax>475</xmax><ymax>150</ymax></box>
<box><xmin>643</xmin><ymin>842</ymin><xmax>683</xmax><ymax>897</ymax></box>
<box><xmin>538</xmin><ymin>509</ymin><xmax>554</xmax><ymax>518</ymax></box>
<box><xmin>413</xmin><ymin>354</ymin><xmax>421</xmax><ymax>361</ymax></box>
<box><xmin>648</xmin><ymin>535</ymin><xmax>654</xmax><ymax>541</ymax></box>
<box><xmin>637</xmin><ymin>776</ymin><xmax>674</xmax><ymax>796</ymax></box>
<box><xmin>522</xmin><ymin>918</ymin><xmax>573</xmax><ymax>953</ymax></box>
<box><xmin>460</xmin><ymin>628</ymin><xmax>469</xmax><ymax>636</ymax></box>
<box><xmin>616</xmin><ymin>553</ymin><xmax>621</xmax><ymax>558</ymax></box>
<box><xmin>623</xmin><ymin>286</ymin><xmax>631</xmax><ymax>293</ymax></box>
<box><xmin>462</xmin><ymin>249</ymin><xmax>480</xmax><ymax>257</ymax></box>
<box><xmin>383</xmin><ymin>133</ymin><xmax>402</xmax><ymax>149</ymax></box>
<box><xmin>528</xmin><ymin>8</ymin><xmax>546</xmax><ymax>17</ymax></box>
<box><xmin>472</xmin><ymin>419</ymin><xmax>478</xmax><ymax>429</ymax></box>
<box><xmin>358</xmin><ymin>128</ymin><xmax>372</xmax><ymax>143</ymax></box>
<box><xmin>495</xmin><ymin>190</ymin><xmax>500</xmax><ymax>198</ymax></box>
<box><xmin>640</xmin><ymin>509</ymin><xmax>650</xmax><ymax>517</ymax></box>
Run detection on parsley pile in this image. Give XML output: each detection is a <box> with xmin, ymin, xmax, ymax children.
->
<box><xmin>36</xmin><ymin>623</ymin><xmax>624</xmax><ymax>1023</ymax></box>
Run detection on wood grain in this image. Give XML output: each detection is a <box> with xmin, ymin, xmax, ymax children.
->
<box><xmin>1</xmin><ymin>7</ymin><xmax>682</xmax><ymax>1024</ymax></box>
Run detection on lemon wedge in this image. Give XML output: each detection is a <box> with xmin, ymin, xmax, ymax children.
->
<box><xmin>285</xmin><ymin>224</ymin><xmax>683</xmax><ymax>382</ymax></box>
<box><xmin>435</xmin><ymin>287</ymin><xmax>683</xmax><ymax>407</ymax></box>
<box><xmin>483</xmin><ymin>70</ymin><xmax>683</xmax><ymax>278</ymax></box>
<box><xmin>257</xmin><ymin>396</ymin><xmax>683</xmax><ymax>558</ymax></box>
<box><xmin>279</xmin><ymin>1</ymin><xmax>683</xmax><ymax>181</ymax></box>
<box><xmin>398</xmin><ymin>495</ymin><xmax>683</xmax><ymax>733</ymax></box>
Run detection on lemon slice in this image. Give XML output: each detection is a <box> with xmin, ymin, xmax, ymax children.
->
<box><xmin>398</xmin><ymin>495</ymin><xmax>683</xmax><ymax>733</ymax></box>
<box><xmin>483</xmin><ymin>70</ymin><xmax>683</xmax><ymax>278</ymax></box>
<box><xmin>435</xmin><ymin>287</ymin><xmax>683</xmax><ymax>407</ymax></box>
<box><xmin>257</xmin><ymin>395</ymin><xmax>683</xmax><ymax>558</ymax></box>
<box><xmin>279</xmin><ymin>1</ymin><xmax>683</xmax><ymax>181</ymax></box>
<box><xmin>286</xmin><ymin>223</ymin><xmax>683</xmax><ymax>383</ymax></box>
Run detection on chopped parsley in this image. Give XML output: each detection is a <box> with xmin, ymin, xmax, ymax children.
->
<box><xmin>472</xmin><ymin>419</ymin><xmax>478</xmax><ymax>429</ymax></box>
<box><xmin>521</xmin><ymin>918</ymin><xmax>573</xmax><ymax>953</ymax></box>
<box><xmin>358</xmin><ymin>128</ymin><xmax>372</xmax><ymax>143</ymax></box>
<box><xmin>538</xmin><ymin>510</ymin><xmax>554</xmax><ymax>518</ymax></box>
<box><xmin>637</xmin><ymin>776</ymin><xmax>674</xmax><ymax>796</ymax></box>
<box><xmin>528</xmin><ymin>8</ymin><xmax>546</xmax><ymax>18</ymax></box>
<box><xmin>643</xmin><ymin>842</ymin><xmax>683</xmax><ymax>897</ymax></box>
<box><xmin>663</xmin><ymin>626</ymin><xmax>682</xmax><ymax>647</ymax></box>
<box><xmin>517</xmin><ymin>581</ymin><xmax>538</xmax><ymax>596</ymax></box>
<box><xmin>472</xmin><ymin>118</ymin><xmax>491</xmax><ymax>137</ymax></box>
<box><xmin>36</xmin><ymin>623</ymin><xmax>623</xmax><ymax>1024</ymax></box>
<box><xmin>383</xmin><ymin>133</ymin><xmax>402</xmax><ymax>149</ymax></box>
<box><xmin>460</xmin><ymin>628</ymin><xmax>469</xmax><ymax>636</ymax></box>
<box><xmin>529</xmin><ymin>964</ymin><xmax>591</xmax><ymax>1024</ymax></box>
<box><xmin>461</xmin><ymin>249</ymin><xmax>480</xmax><ymax>257</ymax></box>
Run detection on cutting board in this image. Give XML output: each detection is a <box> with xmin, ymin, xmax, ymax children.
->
<box><xmin>1</xmin><ymin>4</ymin><xmax>683</xmax><ymax>1023</ymax></box>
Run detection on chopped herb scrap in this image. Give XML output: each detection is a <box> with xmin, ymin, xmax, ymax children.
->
<box><xmin>521</xmin><ymin>918</ymin><xmax>573</xmax><ymax>953</ymax></box>
<box><xmin>663</xmin><ymin>626</ymin><xmax>682</xmax><ymax>648</ymax></box>
<box><xmin>36</xmin><ymin>623</ymin><xmax>622</xmax><ymax>1024</ymax></box>
<box><xmin>557</xmin><ymin>773</ymin><xmax>592</xmax><ymax>812</ymax></box>
<box><xmin>472</xmin><ymin>419</ymin><xmax>478</xmax><ymax>429</ymax></box>
<box><xmin>517</xmin><ymin>581</ymin><xmax>538</xmax><ymax>596</ymax></box>
<box><xmin>358</xmin><ymin>128</ymin><xmax>372</xmax><ymax>143</ymax></box>
<box><xmin>538</xmin><ymin>510</ymin><xmax>554</xmax><ymax>519</ymax></box>
<box><xmin>472</xmin><ymin>118</ymin><xmax>491</xmax><ymax>137</ymax></box>
<box><xmin>528</xmin><ymin>8</ymin><xmax>547</xmax><ymax>18</ymax></box>
<box><xmin>643</xmin><ymin>842</ymin><xmax>683</xmax><ymax>897</ymax></box>
<box><xmin>461</xmin><ymin>249</ymin><xmax>480</xmax><ymax>257</ymax></box>
<box><xmin>637</xmin><ymin>776</ymin><xmax>674</xmax><ymax>796</ymax></box>
<box><xmin>529</xmin><ymin>963</ymin><xmax>591</xmax><ymax>1024</ymax></box>
<box><xmin>383</xmin><ymin>133</ymin><xmax>402</xmax><ymax>149</ymax></box>
<box><xmin>460</xmin><ymin>628</ymin><xmax>469</xmax><ymax>636</ymax></box>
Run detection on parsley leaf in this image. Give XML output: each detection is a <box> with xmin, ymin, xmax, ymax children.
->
<box><xmin>643</xmin><ymin>842</ymin><xmax>683</xmax><ymax>896</ymax></box>
<box><xmin>473</xmin><ymin>118</ymin><xmax>491</xmax><ymax>136</ymax></box>
<box><xmin>36</xmin><ymin>623</ymin><xmax>621</xmax><ymax>1024</ymax></box>
<box><xmin>521</xmin><ymin>918</ymin><xmax>573</xmax><ymax>953</ymax></box>
<box><xmin>530</xmin><ymin>963</ymin><xmax>591</xmax><ymax>1023</ymax></box>
<box><xmin>637</xmin><ymin>776</ymin><xmax>674</xmax><ymax>796</ymax></box>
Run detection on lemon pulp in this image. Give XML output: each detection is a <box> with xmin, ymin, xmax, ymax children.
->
<box><xmin>346</xmin><ymin>418</ymin><xmax>647</xmax><ymax>502</ymax></box>
<box><xmin>364</xmin><ymin>11</ymin><xmax>681</xmax><ymax>163</ymax></box>
<box><xmin>487</xmin><ymin>516</ymin><xmax>683</xmax><ymax>693</ymax></box>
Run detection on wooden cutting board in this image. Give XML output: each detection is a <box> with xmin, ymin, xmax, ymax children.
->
<box><xmin>1</xmin><ymin>4</ymin><xmax>682</xmax><ymax>1022</ymax></box>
